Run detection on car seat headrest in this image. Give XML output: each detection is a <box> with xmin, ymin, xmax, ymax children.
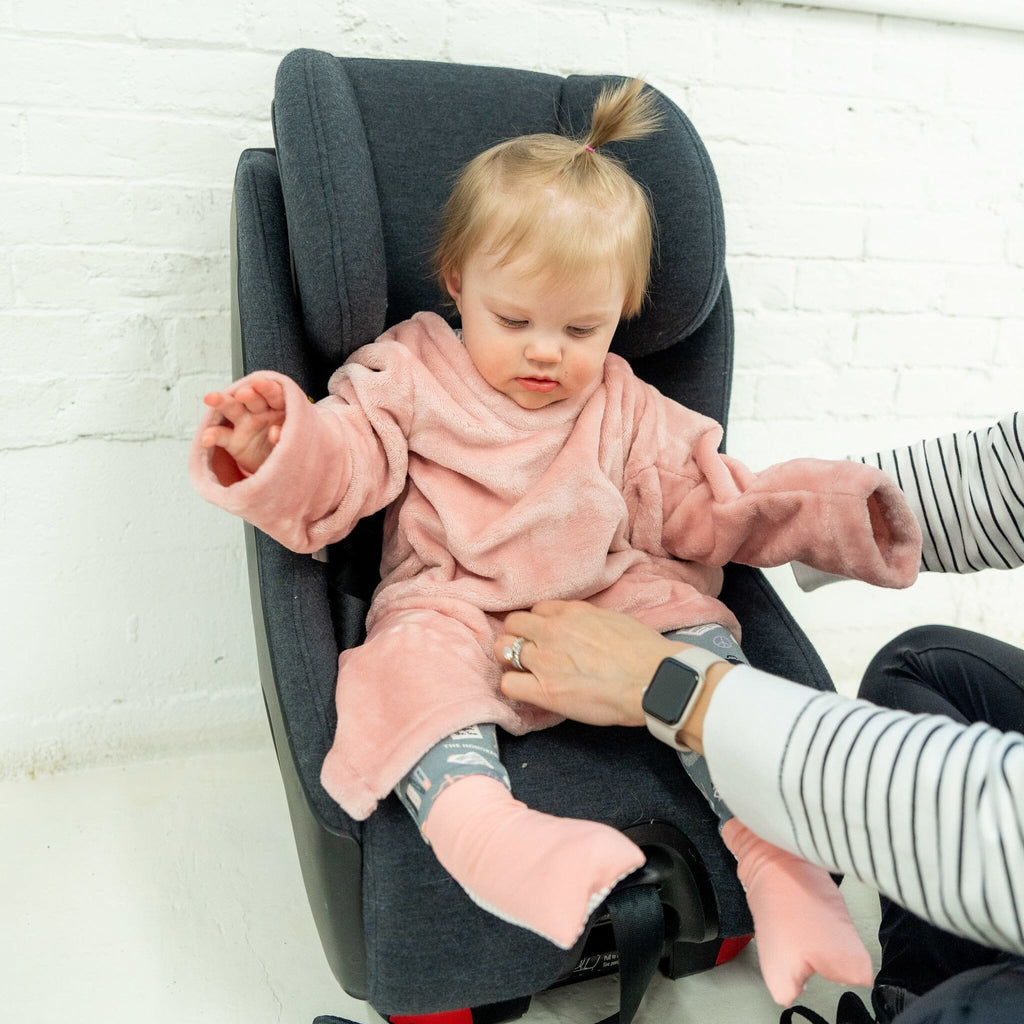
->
<box><xmin>272</xmin><ymin>49</ymin><xmax>725</xmax><ymax>365</ymax></box>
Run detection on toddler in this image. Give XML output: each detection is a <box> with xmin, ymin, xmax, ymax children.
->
<box><xmin>192</xmin><ymin>79</ymin><xmax>920</xmax><ymax>1004</ymax></box>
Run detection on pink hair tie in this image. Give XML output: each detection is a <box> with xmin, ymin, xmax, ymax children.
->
<box><xmin>584</xmin><ymin>144</ymin><xmax>596</xmax><ymax>153</ymax></box>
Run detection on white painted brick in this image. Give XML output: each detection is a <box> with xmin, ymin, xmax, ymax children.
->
<box><xmin>788</xmin><ymin>3</ymin><xmax>880</xmax><ymax>46</ymax></box>
<box><xmin>0</xmin><ymin>110</ymin><xmax>23</xmax><ymax>174</ymax></box>
<box><xmin>789</xmin><ymin>35</ymin><xmax>877</xmax><ymax>99</ymax></box>
<box><xmin>726</xmin><ymin>203</ymin><xmax>865</xmax><ymax>259</ymax></box>
<box><xmin>24</xmin><ymin>110</ymin><xmax>264</xmax><ymax>185</ymax></box>
<box><xmin>853</xmin><ymin>314</ymin><xmax>998</xmax><ymax>369</ymax></box>
<box><xmin>136</xmin><ymin>48</ymin><xmax>281</xmax><ymax>121</ymax></box>
<box><xmin>1</xmin><ymin>439</ymin><xmax>257</xmax><ymax>709</ymax></box>
<box><xmin>833</xmin><ymin>101</ymin><xmax>916</xmax><ymax>160</ymax></box>
<box><xmin>525</xmin><ymin>8</ymin><xmax>630</xmax><ymax>73</ymax></box>
<box><xmin>942</xmin><ymin>265</ymin><xmax>1024</xmax><ymax>318</ymax></box>
<box><xmin>0</xmin><ymin>373</ymin><xmax>181</xmax><ymax>447</ymax></box>
<box><xmin>985</xmin><ymin>323</ymin><xmax>1024</xmax><ymax>416</ymax></box>
<box><xmin>1</xmin><ymin>311</ymin><xmax>164</xmax><ymax>376</ymax></box>
<box><xmin>870</xmin><ymin>24</ymin><xmax>951</xmax><ymax>102</ymax></box>
<box><xmin>977</xmin><ymin>380</ymin><xmax>1022</xmax><ymax>425</ymax></box>
<box><xmin>694</xmin><ymin>86</ymin><xmax>846</xmax><ymax>152</ymax></box>
<box><xmin>131</xmin><ymin>184</ymin><xmax>232</xmax><ymax>252</ymax></box>
<box><xmin>625</xmin><ymin>16</ymin><xmax>715</xmax><ymax>86</ymax></box>
<box><xmin>726</xmin><ymin>367</ymin><xmax>757</xmax><ymax>421</ymax></box>
<box><xmin>969</xmin><ymin>110</ymin><xmax>1024</xmax><ymax>178</ymax></box>
<box><xmin>807</xmin><ymin>153</ymin><xmax>929</xmax><ymax>210</ymax></box>
<box><xmin>866</xmin><ymin>210</ymin><xmax>1006</xmax><ymax>265</ymax></box>
<box><xmin>728</xmin><ymin>258</ymin><xmax>797</xmax><ymax>312</ymax></box>
<box><xmin>712</xmin><ymin>25</ymin><xmax>795</xmax><ymax>91</ymax></box>
<box><xmin>446</xmin><ymin>4</ymin><xmax>544</xmax><ymax>66</ymax></box>
<box><xmin>0</xmin><ymin>249</ymin><xmax>14</xmax><ymax>308</ymax></box>
<box><xmin>794</xmin><ymin>260</ymin><xmax>941</xmax><ymax>315</ymax></box>
<box><xmin>13</xmin><ymin>246</ymin><xmax>227</xmax><ymax>313</ymax></box>
<box><xmin>751</xmin><ymin>369</ymin><xmax>834</xmax><ymax>421</ymax></box>
<box><xmin>707</xmin><ymin>143</ymin><xmax>790</xmax><ymax>209</ymax></box>
<box><xmin>895</xmin><ymin>366</ymin><xmax>994</xmax><ymax>418</ymax></box>
<box><xmin>942</xmin><ymin>31</ymin><xmax>1024</xmax><ymax>110</ymax></box>
<box><xmin>710</xmin><ymin>142</ymin><xmax>928</xmax><ymax>213</ymax></box>
<box><xmin>244</xmin><ymin>1</ymin><xmax>358</xmax><ymax>52</ymax></box>
<box><xmin>728</xmin><ymin>412</ymin><xmax>882</xmax><ymax>464</ymax></box>
<box><xmin>995</xmin><ymin>320</ymin><xmax>1024</xmax><ymax>367</ymax></box>
<box><xmin>753</xmin><ymin>366</ymin><xmax>899</xmax><ymax>421</ymax></box>
<box><xmin>133</xmin><ymin>0</ymin><xmax>249</xmax><ymax>45</ymax></box>
<box><xmin>1005</xmin><ymin>214</ymin><xmax>1024</xmax><ymax>268</ymax></box>
<box><xmin>0</xmin><ymin>180</ymin><xmax>230</xmax><ymax>250</ymax></box>
<box><xmin>252</xmin><ymin>0</ymin><xmax>450</xmax><ymax>57</ymax></box>
<box><xmin>162</xmin><ymin>313</ymin><xmax>234</xmax><ymax>378</ymax></box>
<box><xmin>922</xmin><ymin>168</ymin><xmax>1008</xmax><ymax>215</ymax></box>
<box><xmin>0</xmin><ymin>38</ymin><xmax>124</xmax><ymax>109</ymax></box>
<box><xmin>0</xmin><ymin>38</ymin><xmax>279</xmax><ymax>121</ymax></box>
<box><xmin>0</xmin><ymin>182</ymin><xmax>130</xmax><ymax>247</ymax></box>
<box><xmin>734</xmin><ymin>310</ymin><xmax>856</xmax><ymax>369</ymax></box>
<box><xmin>12</xmin><ymin>0</ymin><xmax>134</xmax><ymax>37</ymax></box>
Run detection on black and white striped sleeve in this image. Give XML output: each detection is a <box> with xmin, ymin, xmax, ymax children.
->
<box><xmin>779</xmin><ymin>693</ymin><xmax>1024</xmax><ymax>953</ymax></box>
<box><xmin>793</xmin><ymin>411</ymin><xmax>1024</xmax><ymax>589</ymax></box>
<box><xmin>705</xmin><ymin>666</ymin><xmax>1024</xmax><ymax>955</ymax></box>
<box><xmin>860</xmin><ymin>410</ymin><xmax>1024</xmax><ymax>574</ymax></box>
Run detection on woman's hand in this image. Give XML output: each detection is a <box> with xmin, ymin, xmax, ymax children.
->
<box><xmin>494</xmin><ymin>601</ymin><xmax>678</xmax><ymax>727</ymax></box>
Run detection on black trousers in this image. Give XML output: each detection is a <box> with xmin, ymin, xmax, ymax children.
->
<box><xmin>858</xmin><ymin>625</ymin><xmax>1024</xmax><ymax>1022</ymax></box>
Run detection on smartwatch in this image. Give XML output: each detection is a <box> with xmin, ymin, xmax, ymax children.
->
<box><xmin>641</xmin><ymin>647</ymin><xmax>727</xmax><ymax>751</ymax></box>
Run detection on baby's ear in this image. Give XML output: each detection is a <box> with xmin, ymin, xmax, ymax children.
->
<box><xmin>443</xmin><ymin>269</ymin><xmax>462</xmax><ymax>308</ymax></box>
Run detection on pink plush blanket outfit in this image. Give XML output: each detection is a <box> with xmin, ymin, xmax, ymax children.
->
<box><xmin>191</xmin><ymin>311</ymin><xmax>920</xmax><ymax>974</ymax></box>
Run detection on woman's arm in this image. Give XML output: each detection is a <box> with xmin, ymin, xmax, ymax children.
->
<box><xmin>795</xmin><ymin>410</ymin><xmax>1024</xmax><ymax>588</ymax></box>
<box><xmin>864</xmin><ymin>410</ymin><xmax>1023</xmax><ymax>572</ymax></box>
<box><xmin>498</xmin><ymin>601</ymin><xmax>1024</xmax><ymax>956</ymax></box>
<box><xmin>705</xmin><ymin>666</ymin><xmax>1024</xmax><ymax>956</ymax></box>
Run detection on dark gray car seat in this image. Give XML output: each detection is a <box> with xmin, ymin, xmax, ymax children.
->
<box><xmin>229</xmin><ymin>48</ymin><xmax>834</xmax><ymax>1023</ymax></box>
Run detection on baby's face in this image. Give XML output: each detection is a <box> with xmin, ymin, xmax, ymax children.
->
<box><xmin>446</xmin><ymin>250</ymin><xmax>626</xmax><ymax>410</ymax></box>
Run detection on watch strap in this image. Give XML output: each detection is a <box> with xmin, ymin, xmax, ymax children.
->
<box><xmin>643</xmin><ymin>647</ymin><xmax>725</xmax><ymax>751</ymax></box>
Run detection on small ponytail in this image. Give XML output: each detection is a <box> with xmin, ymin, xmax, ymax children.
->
<box><xmin>581</xmin><ymin>78</ymin><xmax>663</xmax><ymax>153</ymax></box>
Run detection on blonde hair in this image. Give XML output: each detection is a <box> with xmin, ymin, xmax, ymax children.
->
<box><xmin>434</xmin><ymin>78</ymin><xmax>663</xmax><ymax>319</ymax></box>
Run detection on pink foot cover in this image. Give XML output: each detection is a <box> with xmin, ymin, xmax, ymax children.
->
<box><xmin>722</xmin><ymin>818</ymin><xmax>873</xmax><ymax>1005</ymax></box>
<box><xmin>421</xmin><ymin>775</ymin><xmax>645</xmax><ymax>949</ymax></box>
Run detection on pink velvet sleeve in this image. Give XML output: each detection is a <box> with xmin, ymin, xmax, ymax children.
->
<box><xmin>661</xmin><ymin>429</ymin><xmax>922</xmax><ymax>588</ymax></box>
<box><xmin>618</xmin><ymin>378</ymin><xmax>923</xmax><ymax>589</ymax></box>
<box><xmin>188</xmin><ymin>369</ymin><xmax>407</xmax><ymax>554</ymax></box>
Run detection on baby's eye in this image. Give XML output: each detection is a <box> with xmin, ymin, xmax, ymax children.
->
<box><xmin>567</xmin><ymin>325</ymin><xmax>599</xmax><ymax>338</ymax></box>
<box><xmin>496</xmin><ymin>315</ymin><xmax>528</xmax><ymax>329</ymax></box>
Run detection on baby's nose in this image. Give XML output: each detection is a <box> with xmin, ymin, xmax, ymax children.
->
<box><xmin>524</xmin><ymin>334</ymin><xmax>562</xmax><ymax>363</ymax></box>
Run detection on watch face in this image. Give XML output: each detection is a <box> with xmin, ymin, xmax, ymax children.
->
<box><xmin>642</xmin><ymin>659</ymin><xmax>700</xmax><ymax>725</ymax></box>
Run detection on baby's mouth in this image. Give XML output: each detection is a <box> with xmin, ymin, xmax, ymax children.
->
<box><xmin>517</xmin><ymin>377</ymin><xmax>559</xmax><ymax>393</ymax></box>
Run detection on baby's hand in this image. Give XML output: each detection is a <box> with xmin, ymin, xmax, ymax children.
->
<box><xmin>200</xmin><ymin>375</ymin><xmax>287</xmax><ymax>477</ymax></box>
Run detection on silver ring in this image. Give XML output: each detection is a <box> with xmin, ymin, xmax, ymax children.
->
<box><xmin>503</xmin><ymin>636</ymin><xmax>527</xmax><ymax>671</ymax></box>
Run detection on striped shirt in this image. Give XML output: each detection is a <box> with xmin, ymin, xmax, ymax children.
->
<box><xmin>863</xmin><ymin>411</ymin><xmax>1024</xmax><ymax>573</ymax></box>
<box><xmin>767</xmin><ymin>414</ymin><xmax>1024</xmax><ymax>949</ymax></box>
<box><xmin>794</xmin><ymin>411</ymin><xmax>1024</xmax><ymax>588</ymax></box>
<box><xmin>705</xmin><ymin>665</ymin><xmax>1024</xmax><ymax>955</ymax></box>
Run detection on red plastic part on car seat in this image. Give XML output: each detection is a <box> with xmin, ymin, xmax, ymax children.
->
<box><xmin>390</xmin><ymin>1011</ymin><xmax>473</xmax><ymax>1024</ymax></box>
<box><xmin>715</xmin><ymin>933</ymin><xmax>753</xmax><ymax>964</ymax></box>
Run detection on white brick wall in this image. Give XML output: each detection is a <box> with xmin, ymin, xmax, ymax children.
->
<box><xmin>2</xmin><ymin>0</ymin><xmax>1022</xmax><ymax>776</ymax></box>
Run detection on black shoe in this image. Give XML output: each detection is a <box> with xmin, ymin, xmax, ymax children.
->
<box><xmin>836</xmin><ymin>992</ymin><xmax>876</xmax><ymax>1023</ymax></box>
<box><xmin>779</xmin><ymin>1006</ymin><xmax>832</xmax><ymax>1024</ymax></box>
<box><xmin>779</xmin><ymin>991</ymin><xmax>875</xmax><ymax>1024</ymax></box>
<box><xmin>871</xmin><ymin>984</ymin><xmax>919</xmax><ymax>1024</ymax></box>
